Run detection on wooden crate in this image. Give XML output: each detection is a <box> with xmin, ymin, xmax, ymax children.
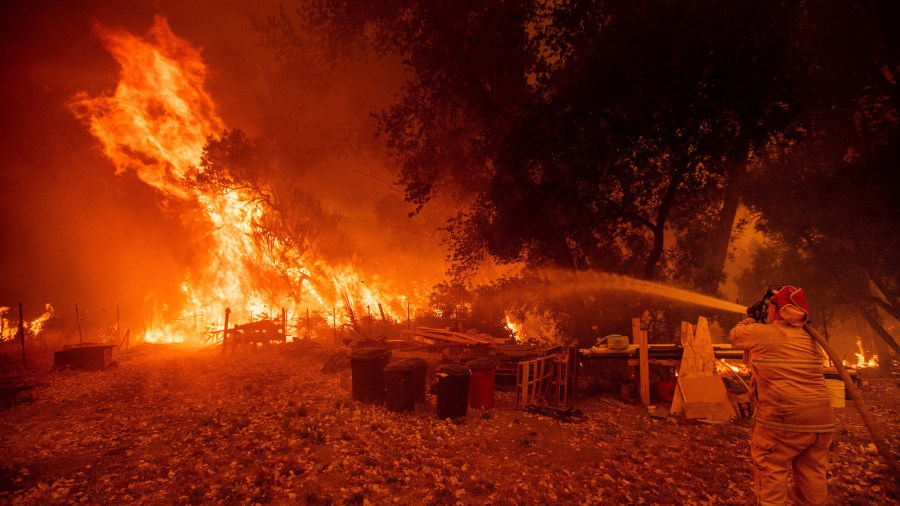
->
<box><xmin>53</xmin><ymin>344</ymin><xmax>118</xmax><ymax>371</ymax></box>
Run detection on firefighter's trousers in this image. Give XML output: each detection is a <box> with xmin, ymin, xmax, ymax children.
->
<box><xmin>751</xmin><ymin>425</ymin><xmax>833</xmax><ymax>506</ymax></box>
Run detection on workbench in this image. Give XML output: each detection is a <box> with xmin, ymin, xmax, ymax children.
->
<box><xmin>579</xmin><ymin>343</ymin><xmax>745</xmax><ymax>361</ymax></box>
<box><xmin>580</xmin><ymin>342</ymin><xmax>744</xmax><ymax>401</ymax></box>
<box><xmin>580</xmin><ymin>343</ymin><xmax>859</xmax><ymax>402</ymax></box>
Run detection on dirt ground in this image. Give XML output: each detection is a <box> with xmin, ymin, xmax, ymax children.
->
<box><xmin>0</xmin><ymin>343</ymin><xmax>897</xmax><ymax>505</ymax></box>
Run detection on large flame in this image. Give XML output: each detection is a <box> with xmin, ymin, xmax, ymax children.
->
<box><xmin>71</xmin><ymin>16</ymin><xmax>417</xmax><ymax>343</ymax></box>
<box><xmin>846</xmin><ymin>336</ymin><xmax>878</xmax><ymax>369</ymax></box>
<box><xmin>71</xmin><ymin>17</ymin><xmax>222</xmax><ymax>198</ymax></box>
<box><xmin>0</xmin><ymin>304</ymin><xmax>55</xmax><ymax>341</ymax></box>
<box><xmin>504</xmin><ymin>314</ymin><xmax>523</xmax><ymax>343</ymax></box>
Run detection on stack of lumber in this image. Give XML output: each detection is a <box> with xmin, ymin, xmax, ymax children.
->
<box><xmin>401</xmin><ymin>327</ymin><xmax>508</xmax><ymax>346</ymax></box>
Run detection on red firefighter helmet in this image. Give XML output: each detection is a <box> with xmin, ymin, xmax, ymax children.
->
<box><xmin>770</xmin><ymin>285</ymin><xmax>810</xmax><ymax>326</ymax></box>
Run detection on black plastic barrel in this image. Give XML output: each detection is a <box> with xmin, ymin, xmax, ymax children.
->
<box><xmin>434</xmin><ymin>364</ymin><xmax>471</xmax><ymax>419</ymax></box>
<box><xmin>350</xmin><ymin>347</ymin><xmax>391</xmax><ymax>403</ymax></box>
<box><xmin>397</xmin><ymin>358</ymin><xmax>427</xmax><ymax>403</ymax></box>
<box><xmin>384</xmin><ymin>360</ymin><xmax>416</xmax><ymax>412</ymax></box>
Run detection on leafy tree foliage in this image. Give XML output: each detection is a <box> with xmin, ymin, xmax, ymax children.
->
<box><xmin>261</xmin><ymin>0</ymin><xmax>897</xmax><ymax>347</ymax></box>
<box><xmin>276</xmin><ymin>1</ymin><xmax>804</xmax><ymax>285</ymax></box>
<box><xmin>741</xmin><ymin>0</ymin><xmax>899</xmax><ymax>351</ymax></box>
<box><xmin>480</xmin><ymin>0</ymin><xmax>804</xmax><ymax>285</ymax></box>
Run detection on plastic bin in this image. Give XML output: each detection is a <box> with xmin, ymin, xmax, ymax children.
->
<box><xmin>385</xmin><ymin>361</ymin><xmax>416</xmax><ymax>412</ymax></box>
<box><xmin>655</xmin><ymin>379</ymin><xmax>677</xmax><ymax>403</ymax></box>
<box><xmin>434</xmin><ymin>364</ymin><xmax>471</xmax><ymax>419</ymax></box>
<box><xmin>350</xmin><ymin>347</ymin><xmax>391</xmax><ymax>404</ymax></box>
<box><xmin>466</xmin><ymin>358</ymin><xmax>497</xmax><ymax>409</ymax></box>
<box><xmin>397</xmin><ymin>358</ymin><xmax>427</xmax><ymax>403</ymax></box>
<box><xmin>825</xmin><ymin>379</ymin><xmax>845</xmax><ymax>408</ymax></box>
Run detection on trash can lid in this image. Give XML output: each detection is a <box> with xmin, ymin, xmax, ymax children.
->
<box><xmin>465</xmin><ymin>358</ymin><xmax>496</xmax><ymax>370</ymax></box>
<box><xmin>397</xmin><ymin>357</ymin><xmax>426</xmax><ymax>366</ymax></box>
<box><xmin>436</xmin><ymin>364</ymin><xmax>471</xmax><ymax>377</ymax></box>
<box><xmin>351</xmin><ymin>347</ymin><xmax>391</xmax><ymax>358</ymax></box>
<box><xmin>385</xmin><ymin>360</ymin><xmax>414</xmax><ymax>371</ymax></box>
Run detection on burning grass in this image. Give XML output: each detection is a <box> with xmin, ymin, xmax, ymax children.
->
<box><xmin>0</xmin><ymin>344</ymin><xmax>897</xmax><ymax>505</ymax></box>
<box><xmin>0</xmin><ymin>330</ymin><xmax>71</xmax><ymax>373</ymax></box>
<box><xmin>0</xmin><ymin>326</ymin><xmax>125</xmax><ymax>375</ymax></box>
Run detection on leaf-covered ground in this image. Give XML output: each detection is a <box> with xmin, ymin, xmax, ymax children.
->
<box><xmin>0</xmin><ymin>343</ymin><xmax>897</xmax><ymax>505</ymax></box>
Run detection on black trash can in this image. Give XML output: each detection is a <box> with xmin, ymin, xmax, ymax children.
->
<box><xmin>384</xmin><ymin>360</ymin><xmax>416</xmax><ymax>412</ymax></box>
<box><xmin>434</xmin><ymin>364</ymin><xmax>471</xmax><ymax>420</ymax></box>
<box><xmin>350</xmin><ymin>347</ymin><xmax>391</xmax><ymax>404</ymax></box>
<box><xmin>397</xmin><ymin>358</ymin><xmax>427</xmax><ymax>404</ymax></box>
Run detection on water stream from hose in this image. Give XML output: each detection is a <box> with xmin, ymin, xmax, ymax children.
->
<box><xmin>541</xmin><ymin>270</ymin><xmax>749</xmax><ymax>314</ymax></box>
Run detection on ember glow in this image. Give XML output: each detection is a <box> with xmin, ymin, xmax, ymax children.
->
<box><xmin>70</xmin><ymin>17</ymin><xmax>415</xmax><ymax>344</ymax></box>
<box><xmin>717</xmin><ymin>359</ymin><xmax>749</xmax><ymax>376</ymax></box>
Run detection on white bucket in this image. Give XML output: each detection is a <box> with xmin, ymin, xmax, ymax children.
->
<box><xmin>825</xmin><ymin>379</ymin><xmax>846</xmax><ymax>408</ymax></box>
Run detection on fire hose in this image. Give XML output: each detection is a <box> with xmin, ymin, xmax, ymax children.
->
<box><xmin>803</xmin><ymin>323</ymin><xmax>899</xmax><ymax>485</ymax></box>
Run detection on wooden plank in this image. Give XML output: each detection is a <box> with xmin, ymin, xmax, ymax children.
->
<box><xmin>415</xmin><ymin>327</ymin><xmax>493</xmax><ymax>343</ymax></box>
<box><xmin>557</xmin><ymin>347</ymin><xmax>578</xmax><ymax>407</ymax></box>
<box><xmin>517</xmin><ymin>350</ymin><xmax>577</xmax><ymax>408</ymax></box>
<box><xmin>401</xmin><ymin>329</ymin><xmax>476</xmax><ymax>345</ymax></box>
<box><xmin>569</xmin><ymin>346</ymin><xmax>578</xmax><ymax>407</ymax></box>
<box><xmin>692</xmin><ymin>317</ymin><xmax>717</xmax><ymax>377</ymax></box>
<box><xmin>516</xmin><ymin>361</ymin><xmax>527</xmax><ymax>407</ymax></box>
<box><xmin>414</xmin><ymin>329</ymin><xmax>492</xmax><ymax>344</ymax></box>
<box><xmin>678</xmin><ymin>376</ymin><xmax>736</xmax><ymax>421</ymax></box>
<box><xmin>627</xmin><ymin>358</ymin><xmax>681</xmax><ymax>368</ymax></box>
<box><xmin>633</xmin><ymin>318</ymin><xmax>650</xmax><ymax>405</ymax></box>
<box><xmin>679</xmin><ymin>321</ymin><xmax>692</xmax><ymax>347</ymax></box>
<box><xmin>672</xmin><ymin>317</ymin><xmax>720</xmax><ymax>416</ymax></box>
<box><xmin>671</xmin><ymin>321</ymin><xmax>691</xmax><ymax>415</ymax></box>
<box><xmin>678</xmin><ymin>317</ymin><xmax>716</xmax><ymax>378</ymax></box>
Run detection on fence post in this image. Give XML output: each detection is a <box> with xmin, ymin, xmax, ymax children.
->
<box><xmin>18</xmin><ymin>303</ymin><xmax>26</xmax><ymax>367</ymax></box>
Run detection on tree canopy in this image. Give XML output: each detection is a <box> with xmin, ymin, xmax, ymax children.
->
<box><xmin>740</xmin><ymin>0</ymin><xmax>900</xmax><ymax>352</ymax></box>
<box><xmin>261</xmin><ymin>0</ymin><xmax>899</xmax><ymax>345</ymax></box>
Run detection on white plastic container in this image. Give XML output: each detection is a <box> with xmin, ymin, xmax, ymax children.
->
<box><xmin>825</xmin><ymin>379</ymin><xmax>846</xmax><ymax>408</ymax></box>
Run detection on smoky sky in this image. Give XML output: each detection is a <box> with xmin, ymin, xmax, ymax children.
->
<box><xmin>0</xmin><ymin>0</ymin><xmax>447</xmax><ymax>328</ymax></box>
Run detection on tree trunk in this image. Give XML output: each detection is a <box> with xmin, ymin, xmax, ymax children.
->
<box><xmin>548</xmin><ymin>232</ymin><xmax>593</xmax><ymax>344</ymax></box>
<box><xmin>860</xmin><ymin>305</ymin><xmax>900</xmax><ymax>355</ymax></box>
<box><xmin>698</xmin><ymin>160</ymin><xmax>747</xmax><ymax>295</ymax></box>
<box><xmin>642</xmin><ymin>167</ymin><xmax>686</xmax><ymax>280</ymax></box>
<box><xmin>872</xmin><ymin>327</ymin><xmax>892</xmax><ymax>375</ymax></box>
<box><xmin>642</xmin><ymin>221</ymin><xmax>666</xmax><ymax>280</ymax></box>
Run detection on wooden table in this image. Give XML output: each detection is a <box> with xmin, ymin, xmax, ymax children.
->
<box><xmin>579</xmin><ymin>341</ymin><xmax>745</xmax><ymax>404</ymax></box>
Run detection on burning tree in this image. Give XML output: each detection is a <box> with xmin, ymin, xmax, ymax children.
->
<box><xmin>69</xmin><ymin>16</ymin><xmax>423</xmax><ymax>343</ymax></box>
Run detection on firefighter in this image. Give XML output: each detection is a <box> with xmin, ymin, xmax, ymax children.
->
<box><xmin>728</xmin><ymin>285</ymin><xmax>834</xmax><ymax>506</ymax></box>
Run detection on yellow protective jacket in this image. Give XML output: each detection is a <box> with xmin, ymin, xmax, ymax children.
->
<box><xmin>729</xmin><ymin>319</ymin><xmax>835</xmax><ymax>433</ymax></box>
